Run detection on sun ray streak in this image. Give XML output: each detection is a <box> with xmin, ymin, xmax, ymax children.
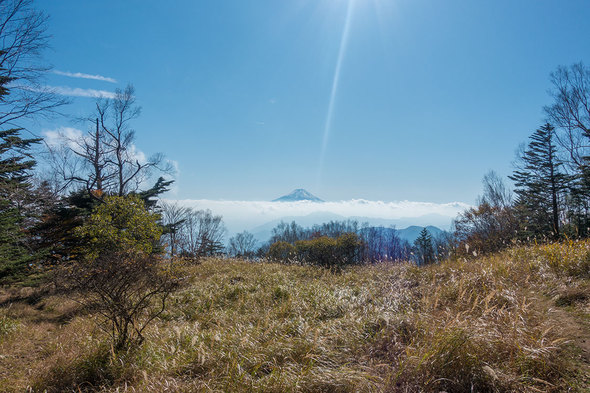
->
<box><xmin>317</xmin><ymin>0</ymin><xmax>355</xmax><ymax>189</ymax></box>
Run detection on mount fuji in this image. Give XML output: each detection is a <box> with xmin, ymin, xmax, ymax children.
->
<box><xmin>272</xmin><ymin>189</ymin><xmax>324</xmax><ymax>203</ymax></box>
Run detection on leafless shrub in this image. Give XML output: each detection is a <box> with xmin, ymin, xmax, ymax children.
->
<box><xmin>59</xmin><ymin>251</ymin><xmax>180</xmax><ymax>351</ymax></box>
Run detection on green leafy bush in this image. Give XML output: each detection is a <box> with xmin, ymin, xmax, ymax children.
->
<box><xmin>63</xmin><ymin>195</ymin><xmax>178</xmax><ymax>350</ymax></box>
<box><xmin>268</xmin><ymin>233</ymin><xmax>364</xmax><ymax>268</ymax></box>
<box><xmin>75</xmin><ymin>195</ymin><xmax>162</xmax><ymax>260</ymax></box>
<box><xmin>268</xmin><ymin>241</ymin><xmax>296</xmax><ymax>262</ymax></box>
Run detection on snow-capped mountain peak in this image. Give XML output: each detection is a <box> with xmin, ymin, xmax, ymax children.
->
<box><xmin>272</xmin><ymin>189</ymin><xmax>324</xmax><ymax>202</ymax></box>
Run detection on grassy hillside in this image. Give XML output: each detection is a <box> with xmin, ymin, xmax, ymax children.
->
<box><xmin>1</xmin><ymin>241</ymin><xmax>589</xmax><ymax>392</ymax></box>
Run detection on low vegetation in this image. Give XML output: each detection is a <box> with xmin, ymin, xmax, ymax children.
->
<box><xmin>1</xmin><ymin>241</ymin><xmax>588</xmax><ymax>392</ymax></box>
<box><xmin>268</xmin><ymin>233</ymin><xmax>364</xmax><ymax>268</ymax></box>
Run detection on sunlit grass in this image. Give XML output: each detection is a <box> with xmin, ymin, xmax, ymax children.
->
<box><xmin>0</xmin><ymin>242</ymin><xmax>589</xmax><ymax>392</ymax></box>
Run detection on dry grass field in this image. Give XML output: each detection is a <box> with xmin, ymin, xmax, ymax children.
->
<box><xmin>1</xmin><ymin>241</ymin><xmax>589</xmax><ymax>392</ymax></box>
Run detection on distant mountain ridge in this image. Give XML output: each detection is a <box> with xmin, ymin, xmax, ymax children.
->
<box><xmin>390</xmin><ymin>225</ymin><xmax>443</xmax><ymax>244</ymax></box>
<box><xmin>359</xmin><ymin>226</ymin><xmax>443</xmax><ymax>244</ymax></box>
<box><xmin>248</xmin><ymin>211</ymin><xmax>445</xmax><ymax>246</ymax></box>
<box><xmin>273</xmin><ymin>189</ymin><xmax>323</xmax><ymax>202</ymax></box>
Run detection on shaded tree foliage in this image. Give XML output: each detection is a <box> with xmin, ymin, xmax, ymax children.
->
<box><xmin>509</xmin><ymin>124</ymin><xmax>568</xmax><ymax>239</ymax></box>
<box><xmin>452</xmin><ymin>63</ymin><xmax>590</xmax><ymax>250</ymax></box>
<box><xmin>60</xmin><ymin>196</ymin><xmax>178</xmax><ymax>350</ymax></box>
<box><xmin>159</xmin><ymin>200</ymin><xmax>189</xmax><ymax>258</ymax></box>
<box><xmin>268</xmin><ymin>241</ymin><xmax>296</xmax><ymax>262</ymax></box>
<box><xmin>454</xmin><ymin>172</ymin><xmax>518</xmax><ymax>256</ymax></box>
<box><xmin>544</xmin><ymin>62</ymin><xmax>590</xmax><ymax>236</ymax></box>
<box><xmin>269</xmin><ymin>221</ymin><xmax>306</xmax><ymax>244</ymax></box>
<box><xmin>0</xmin><ymin>49</ymin><xmax>40</xmax><ymax>281</ymax></box>
<box><xmin>266</xmin><ymin>220</ymin><xmax>411</xmax><ymax>264</ymax></box>
<box><xmin>360</xmin><ymin>226</ymin><xmax>410</xmax><ymax>262</ymax></box>
<box><xmin>294</xmin><ymin>233</ymin><xmax>364</xmax><ymax>268</ymax></box>
<box><xmin>432</xmin><ymin>230</ymin><xmax>457</xmax><ymax>262</ymax></box>
<box><xmin>32</xmin><ymin>177</ymin><xmax>172</xmax><ymax>267</ymax></box>
<box><xmin>170</xmin><ymin>208</ymin><xmax>226</xmax><ymax>259</ymax></box>
<box><xmin>31</xmin><ymin>188</ymin><xmax>95</xmax><ymax>266</ymax></box>
<box><xmin>0</xmin><ymin>126</ymin><xmax>40</xmax><ymax>280</ymax></box>
<box><xmin>413</xmin><ymin>228</ymin><xmax>435</xmax><ymax>265</ymax></box>
<box><xmin>0</xmin><ymin>0</ymin><xmax>67</xmax><ymax>282</ymax></box>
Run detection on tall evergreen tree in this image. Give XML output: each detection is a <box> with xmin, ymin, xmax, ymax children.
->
<box><xmin>32</xmin><ymin>177</ymin><xmax>174</xmax><ymax>267</ymax></box>
<box><xmin>413</xmin><ymin>228</ymin><xmax>435</xmax><ymax>265</ymax></box>
<box><xmin>544</xmin><ymin>63</ymin><xmax>590</xmax><ymax>236</ymax></box>
<box><xmin>563</xmin><ymin>177</ymin><xmax>590</xmax><ymax>237</ymax></box>
<box><xmin>0</xmin><ymin>129</ymin><xmax>40</xmax><ymax>279</ymax></box>
<box><xmin>0</xmin><ymin>3</ymin><xmax>66</xmax><ymax>280</ymax></box>
<box><xmin>509</xmin><ymin>124</ymin><xmax>568</xmax><ymax>238</ymax></box>
<box><xmin>0</xmin><ymin>54</ymin><xmax>41</xmax><ymax>280</ymax></box>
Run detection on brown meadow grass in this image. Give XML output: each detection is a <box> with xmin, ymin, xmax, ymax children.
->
<box><xmin>0</xmin><ymin>241</ymin><xmax>589</xmax><ymax>392</ymax></box>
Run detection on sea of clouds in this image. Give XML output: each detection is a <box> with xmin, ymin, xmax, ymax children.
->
<box><xmin>165</xmin><ymin>199</ymin><xmax>471</xmax><ymax>235</ymax></box>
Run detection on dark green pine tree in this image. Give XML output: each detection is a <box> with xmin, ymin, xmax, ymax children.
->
<box><xmin>0</xmin><ymin>128</ymin><xmax>41</xmax><ymax>280</ymax></box>
<box><xmin>509</xmin><ymin>123</ymin><xmax>569</xmax><ymax>239</ymax></box>
<box><xmin>565</xmin><ymin>143</ymin><xmax>590</xmax><ymax>237</ymax></box>
<box><xmin>32</xmin><ymin>176</ymin><xmax>176</xmax><ymax>266</ymax></box>
<box><xmin>564</xmin><ymin>174</ymin><xmax>590</xmax><ymax>237</ymax></box>
<box><xmin>0</xmin><ymin>60</ymin><xmax>41</xmax><ymax>281</ymax></box>
<box><xmin>136</xmin><ymin>176</ymin><xmax>174</xmax><ymax>210</ymax></box>
<box><xmin>413</xmin><ymin>227</ymin><xmax>435</xmax><ymax>265</ymax></box>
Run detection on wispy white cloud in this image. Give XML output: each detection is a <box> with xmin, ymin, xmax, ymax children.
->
<box><xmin>166</xmin><ymin>159</ymin><xmax>180</xmax><ymax>177</ymax></box>
<box><xmin>47</xmin><ymin>85</ymin><xmax>116</xmax><ymax>99</ymax></box>
<box><xmin>43</xmin><ymin>126</ymin><xmax>149</xmax><ymax>165</ymax></box>
<box><xmin>128</xmin><ymin>143</ymin><xmax>147</xmax><ymax>164</ymax></box>
<box><xmin>43</xmin><ymin>126</ymin><xmax>176</xmax><ymax>197</ymax></box>
<box><xmin>43</xmin><ymin>126</ymin><xmax>85</xmax><ymax>151</ymax></box>
<box><xmin>167</xmin><ymin>199</ymin><xmax>471</xmax><ymax>234</ymax></box>
<box><xmin>53</xmin><ymin>70</ymin><xmax>117</xmax><ymax>83</ymax></box>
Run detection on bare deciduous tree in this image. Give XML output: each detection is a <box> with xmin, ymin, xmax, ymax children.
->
<box><xmin>269</xmin><ymin>221</ymin><xmax>306</xmax><ymax>244</ymax></box>
<box><xmin>48</xmin><ymin>84</ymin><xmax>171</xmax><ymax>196</ymax></box>
<box><xmin>454</xmin><ymin>172</ymin><xmax>518</xmax><ymax>255</ymax></box>
<box><xmin>543</xmin><ymin>63</ymin><xmax>590</xmax><ymax>235</ymax></box>
<box><xmin>228</xmin><ymin>230</ymin><xmax>257</xmax><ymax>258</ymax></box>
<box><xmin>178</xmin><ymin>209</ymin><xmax>226</xmax><ymax>259</ymax></box>
<box><xmin>159</xmin><ymin>201</ymin><xmax>190</xmax><ymax>258</ymax></box>
<box><xmin>480</xmin><ymin>170</ymin><xmax>512</xmax><ymax>209</ymax></box>
<box><xmin>545</xmin><ymin>63</ymin><xmax>590</xmax><ymax>170</ymax></box>
<box><xmin>0</xmin><ymin>0</ymin><xmax>67</xmax><ymax>127</ymax></box>
<box><xmin>360</xmin><ymin>226</ymin><xmax>410</xmax><ymax>262</ymax></box>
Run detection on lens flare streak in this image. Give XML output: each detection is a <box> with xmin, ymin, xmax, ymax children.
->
<box><xmin>317</xmin><ymin>0</ymin><xmax>355</xmax><ymax>187</ymax></box>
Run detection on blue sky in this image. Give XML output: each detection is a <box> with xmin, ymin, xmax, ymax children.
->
<box><xmin>34</xmin><ymin>0</ymin><xmax>590</xmax><ymax>207</ymax></box>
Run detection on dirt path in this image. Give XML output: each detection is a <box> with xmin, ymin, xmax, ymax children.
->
<box><xmin>543</xmin><ymin>287</ymin><xmax>590</xmax><ymax>387</ymax></box>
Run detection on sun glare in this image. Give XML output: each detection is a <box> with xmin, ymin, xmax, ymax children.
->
<box><xmin>317</xmin><ymin>0</ymin><xmax>356</xmax><ymax>189</ymax></box>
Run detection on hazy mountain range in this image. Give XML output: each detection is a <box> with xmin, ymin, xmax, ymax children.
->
<box><xmin>243</xmin><ymin>190</ymin><xmax>447</xmax><ymax>244</ymax></box>
<box><xmin>248</xmin><ymin>211</ymin><xmax>445</xmax><ymax>244</ymax></box>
